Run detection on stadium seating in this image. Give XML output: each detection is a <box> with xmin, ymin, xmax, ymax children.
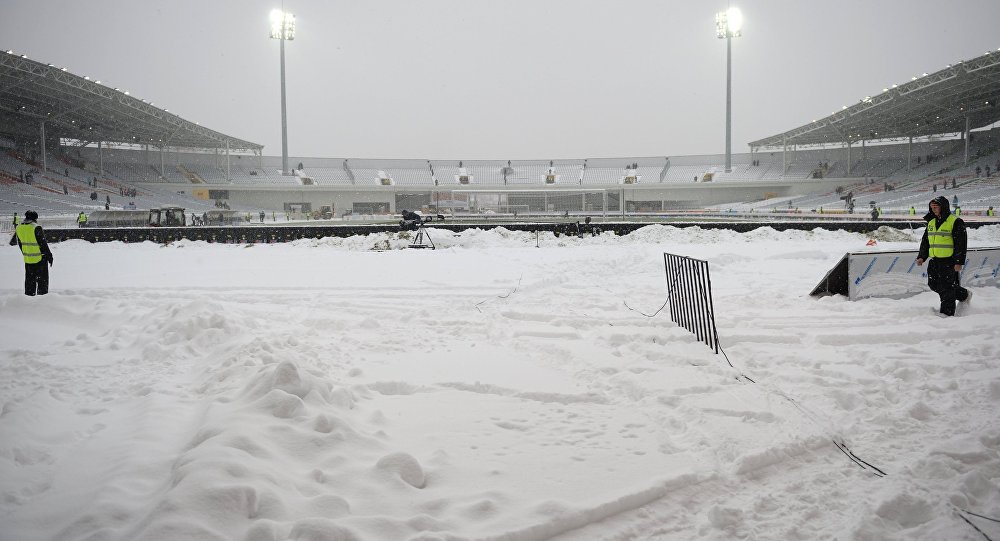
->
<box><xmin>5</xmin><ymin>126</ymin><xmax>1000</xmax><ymax>223</ymax></box>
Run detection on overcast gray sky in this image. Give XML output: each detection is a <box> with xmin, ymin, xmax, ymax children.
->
<box><xmin>3</xmin><ymin>0</ymin><xmax>999</xmax><ymax>159</ymax></box>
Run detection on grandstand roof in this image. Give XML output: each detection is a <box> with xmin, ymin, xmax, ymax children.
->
<box><xmin>750</xmin><ymin>50</ymin><xmax>1000</xmax><ymax>150</ymax></box>
<box><xmin>0</xmin><ymin>51</ymin><xmax>263</xmax><ymax>152</ymax></box>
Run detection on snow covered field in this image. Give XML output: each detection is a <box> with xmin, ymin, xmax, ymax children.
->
<box><xmin>1</xmin><ymin>224</ymin><xmax>999</xmax><ymax>541</ymax></box>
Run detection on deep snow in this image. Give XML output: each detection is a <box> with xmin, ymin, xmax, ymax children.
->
<box><xmin>1</xmin><ymin>224</ymin><xmax>999</xmax><ymax>541</ymax></box>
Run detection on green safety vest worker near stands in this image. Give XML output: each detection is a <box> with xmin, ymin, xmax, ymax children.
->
<box><xmin>916</xmin><ymin>196</ymin><xmax>971</xmax><ymax>317</ymax></box>
<box><xmin>927</xmin><ymin>215</ymin><xmax>958</xmax><ymax>259</ymax></box>
<box><xmin>988</xmin><ymin>206</ymin><xmax>996</xmax><ymax>217</ymax></box>
<box><xmin>12</xmin><ymin>214</ymin><xmax>18</xmax><ymax>226</ymax></box>
<box><xmin>77</xmin><ymin>212</ymin><xmax>87</xmax><ymax>227</ymax></box>
<box><xmin>909</xmin><ymin>206</ymin><xmax>916</xmax><ymax>215</ymax></box>
<box><xmin>9</xmin><ymin>210</ymin><xmax>54</xmax><ymax>296</ymax></box>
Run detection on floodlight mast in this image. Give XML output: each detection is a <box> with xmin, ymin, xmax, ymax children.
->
<box><xmin>716</xmin><ymin>7</ymin><xmax>742</xmax><ymax>174</ymax></box>
<box><xmin>270</xmin><ymin>9</ymin><xmax>296</xmax><ymax>176</ymax></box>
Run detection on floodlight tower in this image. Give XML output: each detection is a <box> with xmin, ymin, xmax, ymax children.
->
<box><xmin>716</xmin><ymin>6</ymin><xmax>742</xmax><ymax>173</ymax></box>
<box><xmin>270</xmin><ymin>9</ymin><xmax>296</xmax><ymax>176</ymax></box>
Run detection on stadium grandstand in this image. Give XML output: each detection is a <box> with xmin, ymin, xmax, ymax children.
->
<box><xmin>2</xmin><ymin>48</ymin><xmax>1000</xmax><ymax>232</ymax></box>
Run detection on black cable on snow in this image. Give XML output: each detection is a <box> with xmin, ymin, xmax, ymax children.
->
<box><xmin>623</xmin><ymin>271</ymin><xmax>681</xmax><ymax>318</ymax></box>
<box><xmin>960</xmin><ymin>509</ymin><xmax>1000</xmax><ymax>524</ymax></box>
<box><xmin>497</xmin><ymin>274</ymin><xmax>523</xmax><ymax>299</ymax></box>
<box><xmin>833</xmin><ymin>439</ymin><xmax>885</xmax><ymax>478</ymax></box>
<box><xmin>623</xmin><ymin>297</ymin><xmax>668</xmax><ymax>318</ymax></box>
<box><xmin>475</xmin><ymin>274</ymin><xmax>522</xmax><ymax>313</ymax></box>
<box><xmin>834</xmin><ymin>439</ymin><xmax>868</xmax><ymax>471</ymax></box>
<box><xmin>628</xmin><ymin>267</ymin><xmax>889</xmax><ymax>478</ymax></box>
<box><xmin>955</xmin><ymin>508</ymin><xmax>996</xmax><ymax>541</ymax></box>
<box><xmin>848</xmin><ymin>448</ymin><xmax>887</xmax><ymax>477</ymax></box>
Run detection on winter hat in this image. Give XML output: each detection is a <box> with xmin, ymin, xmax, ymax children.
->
<box><xmin>928</xmin><ymin>196</ymin><xmax>951</xmax><ymax>216</ymax></box>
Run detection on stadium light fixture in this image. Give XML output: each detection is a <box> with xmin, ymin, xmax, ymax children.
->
<box><xmin>270</xmin><ymin>8</ymin><xmax>296</xmax><ymax>176</ymax></box>
<box><xmin>715</xmin><ymin>6</ymin><xmax>742</xmax><ymax>173</ymax></box>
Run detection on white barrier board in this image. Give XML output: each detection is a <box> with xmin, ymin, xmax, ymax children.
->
<box><xmin>847</xmin><ymin>247</ymin><xmax>1000</xmax><ymax>300</ymax></box>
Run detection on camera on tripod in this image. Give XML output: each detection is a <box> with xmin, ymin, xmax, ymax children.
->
<box><xmin>398</xmin><ymin>210</ymin><xmax>446</xmax><ymax>249</ymax></box>
<box><xmin>398</xmin><ymin>210</ymin><xmax>445</xmax><ymax>231</ymax></box>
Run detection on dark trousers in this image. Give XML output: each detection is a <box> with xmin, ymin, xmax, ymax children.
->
<box><xmin>24</xmin><ymin>261</ymin><xmax>48</xmax><ymax>296</ymax></box>
<box><xmin>927</xmin><ymin>258</ymin><xmax>968</xmax><ymax>316</ymax></box>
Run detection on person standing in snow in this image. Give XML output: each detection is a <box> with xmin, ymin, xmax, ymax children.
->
<box><xmin>916</xmin><ymin>196</ymin><xmax>971</xmax><ymax>317</ymax></box>
<box><xmin>9</xmin><ymin>210</ymin><xmax>53</xmax><ymax>296</ymax></box>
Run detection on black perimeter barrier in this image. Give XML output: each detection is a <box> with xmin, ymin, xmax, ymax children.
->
<box><xmin>41</xmin><ymin>219</ymin><xmax>987</xmax><ymax>244</ymax></box>
<box><xmin>663</xmin><ymin>253</ymin><xmax>720</xmax><ymax>354</ymax></box>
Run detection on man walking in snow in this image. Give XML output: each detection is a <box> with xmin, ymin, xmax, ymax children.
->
<box><xmin>916</xmin><ymin>196</ymin><xmax>971</xmax><ymax>317</ymax></box>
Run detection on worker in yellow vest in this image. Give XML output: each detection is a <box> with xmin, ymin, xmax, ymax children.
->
<box><xmin>988</xmin><ymin>206</ymin><xmax>995</xmax><ymax>217</ymax></box>
<box><xmin>909</xmin><ymin>206</ymin><xmax>916</xmax><ymax>216</ymax></box>
<box><xmin>12</xmin><ymin>213</ymin><xmax>18</xmax><ymax>226</ymax></box>
<box><xmin>77</xmin><ymin>212</ymin><xmax>88</xmax><ymax>228</ymax></box>
<box><xmin>916</xmin><ymin>196</ymin><xmax>971</xmax><ymax>317</ymax></box>
<box><xmin>8</xmin><ymin>210</ymin><xmax>53</xmax><ymax>296</ymax></box>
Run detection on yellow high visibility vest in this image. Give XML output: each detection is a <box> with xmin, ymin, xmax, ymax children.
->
<box><xmin>78</xmin><ymin>213</ymin><xmax>87</xmax><ymax>223</ymax></box>
<box><xmin>15</xmin><ymin>223</ymin><xmax>43</xmax><ymax>264</ymax></box>
<box><xmin>927</xmin><ymin>214</ymin><xmax>957</xmax><ymax>259</ymax></box>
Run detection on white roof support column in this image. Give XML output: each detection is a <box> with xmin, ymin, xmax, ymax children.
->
<box><xmin>964</xmin><ymin>116</ymin><xmax>970</xmax><ymax>165</ymax></box>
<box><xmin>226</xmin><ymin>139</ymin><xmax>231</xmax><ymax>183</ymax></box>
<box><xmin>847</xmin><ymin>140</ymin><xmax>852</xmax><ymax>176</ymax></box>
<box><xmin>782</xmin><ymin>135</ymin><xmax>787</xmax><ymax>177</ymax></box>
<box><xmin>907</xmin><ymin>136</ymin><xmax>912</xmax><ymax>171</ymax></box>
<box><xmin>39</xmin><ymin>121</ymin><xmax>47</xmax><ymax>175</ymax></box>
<box><xmin>99</xmin><ymin>141</ymin><xmax>105</xmax><ymax>177</ymax></box>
